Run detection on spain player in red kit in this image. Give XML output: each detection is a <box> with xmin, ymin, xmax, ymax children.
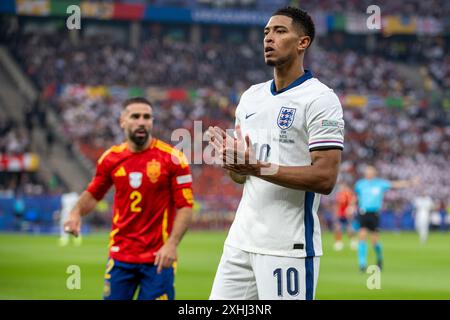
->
<box><xmin>64</xmin><ymin>97</ymin><xmax>194</xmax><ymax>300</ymax></box>
<box><xmin>333</xmin><ymin>182</ymin><xmax>357</xmax><ymax>251</ymax></box>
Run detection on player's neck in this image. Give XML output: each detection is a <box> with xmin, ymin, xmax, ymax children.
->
<box><xmin>273</xmin><ymin>61</ymin><xmax>304</xmax><ymax>92</ymax></box>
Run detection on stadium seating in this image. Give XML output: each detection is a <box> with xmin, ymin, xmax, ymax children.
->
<box><xmin>1</xmin><ymin>4</ymin><xmax>449</xmax><ymax>231</ymax></box>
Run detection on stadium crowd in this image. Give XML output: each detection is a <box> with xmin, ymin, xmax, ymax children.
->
<box><xmin>2</xmin><ymin>22</ymin><xmax>450</xmax><ymax>225</ymax></box>
<box><xmin>296</xmin><ymin>0</ymin><xmax>450</xmax><ymax>20</ymax></box>
<box><xmin>129</xmin><ymin>0</ymin><xmax>450</xmax><ymax>19</ymax></box>
<box><xmin>13</xmin><ymin>33</ymin><xmax>423</xmax><ymax>97</ymax></box>
<box><xmin>0</xmin><ymin>111</ymin><xmax>60</xmax><ymax>197</ymax></box>
<box><xmin>0</xmin><ymin>117</ymin><xmax>30</xmax><ymax>155</ymax></box>
<box><xmin>10</xmin><ymin>33</ymin><xmax>420</xmax><ymax>148</ymax></box>
<box><xmin>321</xmin><ymin>33</ymin><xmax>450</xmax><ymax>93</ymax></box>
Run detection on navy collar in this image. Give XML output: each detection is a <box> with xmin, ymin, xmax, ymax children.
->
<box><xmin>270</xmin><ymin>70</ymin><xmax>313</xmax><ymax>96</ymax></box>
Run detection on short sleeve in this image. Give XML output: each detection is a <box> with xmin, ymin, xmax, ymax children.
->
<box><xmin>306</xmin><ymin>91</ymin><xmax>345</xmax><ymax>151</ymax></box>
<box><xmin>234</xmin><ymin>103</ymin><xmax>243</xmax><ymax>138</ymax></box>
<box><xmin>86</xmin><ymin>160</ymin><xmax>113</xmax><ymax>201</ymax></box>
<box><xmin>170</xmin><ymin>151</ymin><xmax>194</xmax><ymax>209</ymax></box>
<box><xmin>354</xmin><ymin>180</ymin><xmax>361</xmax><ymax>196</ymax></box>
<box><xmin>381</xmin><ymin>179</ymin><xmax>392</xmax><ymax>191</ymax></box>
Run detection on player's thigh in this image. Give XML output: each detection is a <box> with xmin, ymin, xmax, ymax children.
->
<box><xmin>358</xmin><ymin>214</ymin><xmax>368</xmax><ymax>228</ymax></box>
<box><xmin>369</xmin><ymin>214</ymin><xmax>380</xmax><ymax>232</ymax></box>
<box><xmin>332</xmin><ymin>216</ymin><xmax>340</xmax><ymax>230</ymax></box>
<box><xmin>339</xmin><ymin>217</ymin><xmax>349</xmax><ymax>230</ymax></box>
<box><xmin>209</xmin><ymin>245</ymin><xmax>258</xmax><ymax>300</ymax></box>
<box><xmin>359</xmin><ymin>214</ymin><xmax>378</xmax><ymax>232</ymax></box>
<box><xmin>137</xmin><ymin>265</ymin><xmax>175</xmax><ymax>300</ymax></box>
<box><xmin>415</xmin><ymin>216</ymin><xmax>427</xmax><ymax>229</ymax></box>
<box><xmin>254</xmin><ymin>255</ymin><xmax>320</xmax><ymax>300</ymax></box>
<box><xmin>103</xmin><ymin>259</ymin><xmax>139</xmax><ymax>300</ymax></box>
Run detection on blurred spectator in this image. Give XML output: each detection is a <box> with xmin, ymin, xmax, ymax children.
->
<box><xmin>13</xmin><ymin>196</ymin><xmax>25</xmax><ymax>231</ymax></box>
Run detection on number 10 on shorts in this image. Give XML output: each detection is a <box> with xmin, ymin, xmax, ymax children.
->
<box><xmin>273</xmin><ymin>267</ymin><xmax>299</xmax><ymax>297</ymax></box>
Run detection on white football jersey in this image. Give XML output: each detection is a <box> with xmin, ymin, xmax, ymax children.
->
<box><xmin>225</xmin><ymin>71</ymin><xmax>344</xmax><ymax>258</ymax></box>
<box><xmin>61</xmin><ymin>192</ymin><xmax>79</xmax><ymax>220</ymax></box>
<box><xmin>414</xmin><ymin>196</ymin><xmax>433</xmax><ymax>215</ymax></box>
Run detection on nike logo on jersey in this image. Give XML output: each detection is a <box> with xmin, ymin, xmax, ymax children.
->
<box><xmin>245</xmin><ymin>112</ymin><xmax>257</xmax><ymax>119</ymax></box>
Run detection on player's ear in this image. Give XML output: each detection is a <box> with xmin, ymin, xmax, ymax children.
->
<box><xmin>119</xmin><ymin>112</ymin><xmax>126</xmax><ymax>129</ymax></box>
<box><xmin>298</xmin><ymin>36</ymin><xmax>311</xmax><ymax>52</ymax></box>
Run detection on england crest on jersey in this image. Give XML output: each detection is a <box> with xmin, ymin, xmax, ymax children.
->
<box><xmin>277</xmin><ymin>107</ymin><xmax>296</xmax><ymax>130</ymax></box>
<box><xmin>129</xmin><ymin>172</ymin><xmax>143</xmax><ymax>189</ymax></box>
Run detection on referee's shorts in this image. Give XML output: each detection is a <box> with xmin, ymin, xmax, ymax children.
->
<box><xmin>358</xmin><ymin>211</ymin><xmax>380</xmax><ymax>232</ymax></box>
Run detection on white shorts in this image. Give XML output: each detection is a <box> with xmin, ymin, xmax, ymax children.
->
<box><xmin>415</xmin><ymin>213</ymin><xmax>429</xmax><ymax>230</ymax></box>
<box><xmin>209</xmin><ymin>245</ymin><xmax>320</xmax><ymax>300</ymax></box>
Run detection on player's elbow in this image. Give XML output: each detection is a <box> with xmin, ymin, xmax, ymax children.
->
<box><xmin>321</xmin><ymin>185</ymin><xmax>334</xmax><ymax>195</ymax></box>
<box><xmin>181</xmin><ymin>207</ymin><xmax>194</xmax><ymax>222</ymax></box>
<box><xmin>316</xmin><ymin>176</ymin><xmax>337</xmax><ymax>195</ymax></box>
<box><xmin>316</xmin><ymin>184</ymin><xmax>333</xmax><ymax>195</ymax></box>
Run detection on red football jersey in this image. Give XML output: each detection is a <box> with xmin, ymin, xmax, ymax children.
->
<box><xmin>87</xmin><ymin>138</ymin><xmax>194</xmax><ymax>264</ymax></box>
<box><xmin>336</xmin><ymin>190</ymin><xmax>356</xmax><ymax>218</ymax></box>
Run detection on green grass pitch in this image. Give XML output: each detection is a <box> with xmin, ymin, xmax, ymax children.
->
<box><xmin>0</xmin><ymin>231</ymin><xmax>449</xmax><ymax>299</ymax></box>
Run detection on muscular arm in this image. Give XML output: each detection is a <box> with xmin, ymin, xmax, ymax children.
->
<box><xmin>154</xmin><ymin>206</ymin><xmax>193</xmax><ymax>273</ymax></box>
<box><xmin>391</xmin><ymin>179</ymin><xmax>417</xmax><ymax>189</ymax></box>
<box><xmin>225</xmin><ymin>149</ymin><xmax>341</xmax><ymax>194</ymax></box>
<box><xmin>70</xmin><ymin>191</ymin><xmax>98</xmax><ymax>217</ymax></box>
<box><xmin>256</xmin><ymin>149</ymin><xmax>341</xmax><ymax>195</ymax></box>
<box><xmin>167</xmin><ymin>206</ymin><xmax>193</xmax><ymax>247</ymax></box>
<box><xmin>63</xmin><ymin>191</ymin><xmax>98</xmax><ymax>237</ymax></box>
<box><xmin>209</xmin><ymin>125</ymin><xmax>342</xmax><ymax>194</ymax></box>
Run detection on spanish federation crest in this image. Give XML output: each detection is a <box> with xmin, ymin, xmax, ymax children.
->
<box><xmin>147</xmin><ymin>159</ymin><xmax>161</xmax><ymax>183</ymax></box>
<box><xmin>129</xmin><ymin>172</ymin><xmax>143</xmax><ymax>189</ymax></box>
<box><xmin>277</xmin><ymin>107</ymin><xmax>296</xmax><ymax>130</ymax></box>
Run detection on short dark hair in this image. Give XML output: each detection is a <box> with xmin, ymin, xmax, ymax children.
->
<box><xmin>122</xmin><ymin>97</ymin><xmax>152</xmax><ymax>109</ymax></box>
<box><xmin>272</xmin><ymin>6</ymin><xmax>315</xmax><ymax>47</ymax></box>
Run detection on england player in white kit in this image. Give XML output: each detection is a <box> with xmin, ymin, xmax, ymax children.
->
<box><xmin>59</xmin><ymin>191</ymin><xmax>81</xmax><ymax>246</ymax></box>
<box><xmin>207</xmin><ymin>7</ymin><xmax>344</xmax><ymax>300</ymax></box>
<box><xmin>413</xmin><ymin>193</ymin><xmax>434</xmax><ymax>244</ymax></box>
